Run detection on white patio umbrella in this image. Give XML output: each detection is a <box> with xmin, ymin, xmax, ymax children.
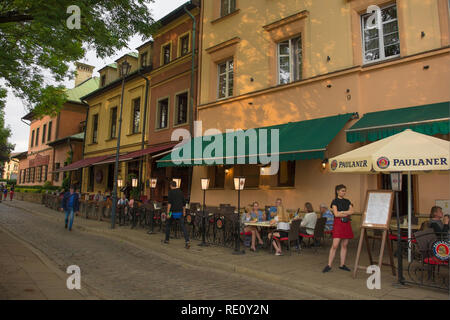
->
<box><xmin>329</xmin><ymin>129</ymin><xmax>450</xmax><ymax>261</ymax></box>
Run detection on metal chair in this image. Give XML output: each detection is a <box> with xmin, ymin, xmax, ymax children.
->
<box><xmin>299</xmin><ymin>217</ymin><xmax>327</xmax><ymax>252</ymax></box>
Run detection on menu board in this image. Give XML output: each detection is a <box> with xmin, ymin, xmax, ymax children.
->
<box><xmin>362</xmin><ymin>190</ymin><xmax>394</xmax><ymax>229</ymax></box>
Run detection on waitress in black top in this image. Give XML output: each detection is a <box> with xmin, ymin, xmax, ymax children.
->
<box><xmin>323</xmin><ymin>184</ymin><xmax>354</xmax><ymax>273</ymax></box>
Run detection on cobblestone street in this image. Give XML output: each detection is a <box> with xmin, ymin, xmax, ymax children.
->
<box><xmin>0</xmin><ymin>202</ymin><xmax>323</xmax><ymax>300</ymax></box>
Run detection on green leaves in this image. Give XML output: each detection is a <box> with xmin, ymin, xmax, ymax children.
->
<box><xmin>0</xmin><ymin>88</ymin><xmax>14</xmax><ymax>162</ymax></box>
<box><xmin>0</xmin><ymin>0</ymin><xmax>157</xmax><ymax>117</ymax></box>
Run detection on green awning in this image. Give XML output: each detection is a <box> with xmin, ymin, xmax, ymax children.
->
<box><xmin>157</xmin><ymin>113</ymin><xmax>355</xmax><ymax>167</ymax></box>
<box><xmin>346</xmin><ymin>101</ymin><xmax>450</xmax><ymax>143</ymax></box>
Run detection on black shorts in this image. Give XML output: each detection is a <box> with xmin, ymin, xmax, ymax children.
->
<box><xmin>275</xmin><ymin>230</ymin><xmax>289</xmax><ymax>239</ymax></box>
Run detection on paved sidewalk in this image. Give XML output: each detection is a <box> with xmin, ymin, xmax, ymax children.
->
<box><xmin>0</xmin><ymin>226</ymin><xmax>98</xmax><ymax>300</ymax></box>
<box><xmin>3</xmin><ymin>200</ymin><xmax>449</xmax><ymax>300</ymax></box>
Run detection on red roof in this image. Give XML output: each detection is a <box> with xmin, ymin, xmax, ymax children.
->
<box><xmin>55</xmin><ymin>155</ymin><xmax>111</xmax><ymax>172</ymax></box>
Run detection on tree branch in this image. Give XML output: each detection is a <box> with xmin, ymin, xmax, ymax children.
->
<box><xmin>0</xmin><ymin>11</ymin><xmax>33</xmax><ymax>24</ymax></box>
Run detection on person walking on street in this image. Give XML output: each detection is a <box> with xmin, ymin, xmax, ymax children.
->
<box><xmin>323</xmin><ymin>184</ymin><xmax>354</xmax><ymax>273</ymax></box>
<box><xmin>9</xmin><ymin>185</ymin><xmax>14</xmax><ymax>201</ymax></box>
<box><xmin>61</xmin><ymin>186</ymin><xmax>80</xmax><ymax>231</ymax></box>
<box><xmin>3</xmin><ymin>186</ymin><xmax>8</xmax><ymax>201</ymax></box>
<box><xmin>163</xmin><ymin>181</ymin><xmax>190</xmax><ymax>249</ymax></box>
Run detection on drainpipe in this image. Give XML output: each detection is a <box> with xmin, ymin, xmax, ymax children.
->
<box><xmin>81</xmin><ymin>99</ymin><xmax>90</xmax><ymax>192</ymax></box>
<box><xmin>184</xmin><ymin>3</ymin><xmax>197</xmax><ymax>201</ymax></box>
<box><xmin>137</xmin><ymin>69</ymin><xmax>150</xmax><ymax>200</ymax></box>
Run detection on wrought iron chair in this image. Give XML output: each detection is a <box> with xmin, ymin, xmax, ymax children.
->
<box><xmin>271</xmin><ymin>219</ymin><xmax>301</xmax><ymax>255</ymax></box>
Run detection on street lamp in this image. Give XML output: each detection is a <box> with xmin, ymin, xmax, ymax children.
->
<box><xmin>117</xmin><ymin>179</ymin><xmax>124</xmax><ymax>188</ymax></box>
<box><xmin>233</xmin><ymin>176</ymin><xmax>246</xmax><ymax>255</ymax></box>
<box><xmin>111</xmin><ymin>59</ymin><xmax>131</xmax><ymax>229</ymax></box>
<box><xmin>199</xmin><ymin>178</ymin><xmax>210</xmax><ymax>247</ymax></box>
<box><xmin>172</xmin><ymin>178</ymin><xmax>181</xmax><ymax>189</ymax></box>
<box><xmin>147</xmin><ymin>177</ymin><xmax>157</xmax><ymax>235</ymax></box>
<box><xmin>132</xmin><ymin>178</ymin><xmax>138</xmax><ymax>188</ymax></box>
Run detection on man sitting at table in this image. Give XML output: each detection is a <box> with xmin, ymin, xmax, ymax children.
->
<box><xmin>268</xmin><ymin>198</ymin><xmax>282</xmax><ymax>221</ymax></box>
<box><xmin>429</xmin><ymin>206</ymin><xmax>449</xmax><ymax>239</ymax></box>
<box><xmin>320</xmin><ymin>204</ymin><xmax>334</xmax><ymax>231</ymax></box>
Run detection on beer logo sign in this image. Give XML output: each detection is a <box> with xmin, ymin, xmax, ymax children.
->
<box><xmin>432</xmin><ymin>241</ymin><xmax>449</xmax><ymax>261</ymax></box>
<box><xmin>331</xmin><ymin>160</ymin><xmax>338</xmax><ymax>171</ymax></box>
<box><xmin>376</xmin><ymin>157</ymin><xmax>390</xmax><ymax>169</ymax></box>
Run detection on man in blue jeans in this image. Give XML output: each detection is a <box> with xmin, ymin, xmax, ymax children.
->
<box><xmin>61</xmin><ymin>186</ymin><xmax>80</xmax><ymax>231</ymax></box>
<box><xmin>164</xmin><ymin>181</ymin><xmax>190</xmax><ymax>249</ymax></box>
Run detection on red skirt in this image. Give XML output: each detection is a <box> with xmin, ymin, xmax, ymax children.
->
<box><xmin>332</xmin><ymin>218</ymin><xmax>354</xmax><ymax>239</ymax></box>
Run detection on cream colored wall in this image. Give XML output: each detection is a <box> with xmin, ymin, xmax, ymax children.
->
<box><xmin>200</xmin><ymin>0</ymin><xmax>448</xmax><ymax>105</ymax></box>
<box><xmin>417</xmin><ymin>173</ymin><xmax>450</xmax><ymax>214</ymax></box>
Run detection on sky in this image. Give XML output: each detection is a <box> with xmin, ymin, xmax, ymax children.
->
<box><xmin>4</xmin><ymin>0</ymin><xmax>188</xmax><ymax>153</ymax></box>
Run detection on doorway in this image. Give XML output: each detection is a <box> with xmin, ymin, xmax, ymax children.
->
<box><xmin>379</xmin><ymin>173</ymin><xmax>417</xmax><ymax>218</ymax></box>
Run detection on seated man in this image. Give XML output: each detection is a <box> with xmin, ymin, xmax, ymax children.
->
<box><xmin>268</xmin><ymin>198</ymin><xmax>282</xmax><ymax>221</ymax></box>
<box><xmin>320</xmin><ymin>204</ymin><xmax>334</xmax><ymax>231</ymax></box>
<box><xmin>429</xmin><ymin>206</ymin><xmax>449</xmax><ymax>239</ymax></box>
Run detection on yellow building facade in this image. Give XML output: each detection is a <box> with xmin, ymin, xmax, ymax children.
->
<box><xmin>184</xmin><ymin>0</ymin><xmax>450</xmax><ymax>216</ymax></box>
<box><xmin>81</xmin><ymin>49</ymin><xmax>152</xmax><ymax>196</ymax></box>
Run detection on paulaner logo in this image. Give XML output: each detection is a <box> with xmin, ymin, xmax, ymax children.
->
<box><xmin>336</xmin><ymin>160</ymin><xmax>368</xmax><ymax>169</ymax></box>
<box><xmin>170</xmin><ymin>121</ymin><xmax>280</xmax><ymax>175</ymax></box>
<box><xmin>392</xmin><ymin>158</ymin><xmax>448</xmax><ymax>167</ymax></box>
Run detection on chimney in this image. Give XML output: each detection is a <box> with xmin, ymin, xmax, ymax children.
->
<box><xmin>74</xmin><ymin>62</ymin><xmax>95</xmax><ymax>87</ymax></box>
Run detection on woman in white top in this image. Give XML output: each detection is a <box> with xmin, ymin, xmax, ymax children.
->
<box><xmin>268</xmin><ymin>206</ymin><xmax>290</xmax><ymax>256</ymax></box>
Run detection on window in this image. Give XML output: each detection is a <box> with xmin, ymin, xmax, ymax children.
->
<box><xmin>277</xmin><ymin>161</ymin><xmax>295</xmax><ymax>187</ymax></box>
<box><xmin>26</xmin><ymin>168</ymin><xmax>30</xmax><ymax>183</ymax></box>
<box><xmin>180</xmin><ymin>34</ymin><xmax>190</xmax><ymax>56</ymax></box>
<box><xmin>30</xmin><ymin>167</ymin><xmax>35</xmax><ymax>183</ymax></box>
<box><xmin>141</xmin><ymin>52</ymin><xmax>148</xmax><ymax>67</ymax></box>
<box><xmin>54</xmin><ymin>163</ymin><xmax>60</xmax><ymax>182</ymax></box>
<box><xmin>101</xmin><ymin>75</ymin><xmax>106</xmax><ymax>87</ymax></box>
<box><xmin>42</xmin><ymin>124</ymin><xmax>47</xmax><ymax>143</ymax></box>
<box><xmin>218</xmin><ymin>59</ymin><xmax>234</xmax><ymax>99</ymax></box>
<box><xmin>175</xmin><ymin>92</ymin><xmax>188</xmax><ymax>125</ymax></box>
<box><xmin>35</xmin><ymin>127</ymin><xmax>40</xmax><ymax>146</ymax></box>
<box><xmin>361</xmin><ymin>4</ymin><xmax>400</xmax><ymax>63</ymax></box>
<box><xmin>92</xmin><ymin>114</ymin><xmax>98</xmax><ymax>143</ymax></box>
<box><xmin>157</xmin><ymin>98</ymin><xmax>169</xmax><ymax>129</ymax></box>
<box><xmin>30</xmin><ymin>130</ymin><xmax>35</xmax><ymax>147</ymax></box>
<box><xmin>47</xmin><ymin>121</ymin><xmax>52</xmax><ymax>142</ymax></box>
<box><xmin>110</xmin><ymin>107</ymin><xmax>118</xmax><ymax>138</ymax></box>
<box><xmin>132</xmin><ymin>98</ymin><xmax>141</xmax><ymax>133</ymax></box>
<box><xmin>278</xmin><ymin>36</ymin><xmax>302</xmax><ymax>84</ymax></box>
<box><xmin>162</xmin><ymin>43</ymin><xmax>171</xmax><ymax>65</ymax></box>
<box><xmin>234</xmin><ymin>165</ymin><xmax>260</xmax><ymax>188</ymax></box>
<box><xmin>221</xmin><ymin>0</ymin><xmax>236</xmax><ymax>17</ymax></box>
<box><xmin>207</xmin><ymin>166</ymin><xmax>225</xmax><ymax>188</ymax></box>
<box><xmin>36</xmin><ymin>166</ymin><xmax>42</xmax><ymax>182</ymax></box>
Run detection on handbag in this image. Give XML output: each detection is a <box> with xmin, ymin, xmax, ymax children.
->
<box><xmin>341</xmin><ymin>217</ymin><xmax>351</xmax><ymax>223</ymax></box>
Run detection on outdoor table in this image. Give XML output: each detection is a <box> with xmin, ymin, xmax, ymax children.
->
<box><xmin>390</xmin><ymin>224</ymin><xmax>420</xmax><ymax>231</ymax></box>
<box><xmin>244</xmin><ymin>221</ymin><xmax>274</xmax><ymax>228</ymax></box>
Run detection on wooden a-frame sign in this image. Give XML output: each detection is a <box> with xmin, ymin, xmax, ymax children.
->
<box><xmin>353</xmin><ymin>190</ymin><xmax>396</xmax><ymax>278</ymax></box>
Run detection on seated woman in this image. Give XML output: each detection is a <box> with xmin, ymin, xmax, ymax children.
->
<box><xmin>299</xmin><ymin>202</ymin><xmax>318</xmax><ymax>245</ymax></box>
<box><xmin>250</xmin><ymin>201</ymin><xmax>266</xmax><ymax>222</ymax></box>
<box><xmin>268</xmin><ymin>206</ymin><xmax>290</xmax><ymax>256</ymax></box>
<box><xmin>240</xmin><ymin>205</ymin><xmax>264</xmax><ymax>252</ymax></box>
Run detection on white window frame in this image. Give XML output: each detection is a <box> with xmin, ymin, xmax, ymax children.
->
<box><xmin>277</xmin><ymin>36</ymin><xmax>302</xmax><ymax>85</ymax></box>
<box><xmin>361</xmin><ymin>3</ymin><xmax>400</xmax><ymax>64</ymax></box>
<box><xmin>217</xmin><ymin>59</ymin><xmax>234</xmax><ymax>99</ymax></box>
